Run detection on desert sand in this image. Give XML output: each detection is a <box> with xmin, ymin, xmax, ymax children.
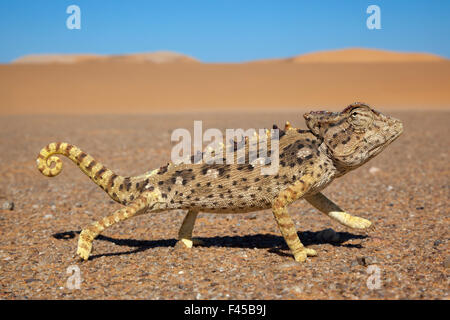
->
<box><xmin>0</xmin><ymin>48</ymin><xmax>449</xmax><ymax>115</ymax></box>
<box><xmin>0</xmin><ymin>111</ymin><xmax>448</xmax><ymax>299</ymax></box>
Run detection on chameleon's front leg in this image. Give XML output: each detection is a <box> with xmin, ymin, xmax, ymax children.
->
<box><xmin>272</xmin><ymin>181</ymin><xmax>317</xmax><ymax>262</ymax></box>
<box><xmin>77</xmin><ymin>190</ymin><xmax>161</xmax><ymax>260</ymax></box>
<box><xmin>177</xmin><ymin>210</ymin><xmax>203</xmax><ymax>248</ymax></box>
<box><xmin>305</xmin><ymin>192</ymin><xmax>372</xmax><ymax>229</ymax></box>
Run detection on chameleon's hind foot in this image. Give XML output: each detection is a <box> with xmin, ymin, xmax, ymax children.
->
<box><xmin>76</xmin><ymin>230</ymin><xmax>93</xmax><ymax>261</ymax></box>
<box><xmin>177</xmin><ymin>238</ymin><xmax>204</xmax><ymax>248</ymax></box>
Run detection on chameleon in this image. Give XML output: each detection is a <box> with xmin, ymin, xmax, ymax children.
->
<box><xmin>36</xmin><ymin>102</ymin><xmax>403</xmax><ymax>262</ymax></box>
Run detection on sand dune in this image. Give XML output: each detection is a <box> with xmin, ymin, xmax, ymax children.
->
<box><xmin>12</xmin><ymin>51</ymin><xmax>199</xmax><ymax>65</ymax></box>
<box><xmin>1</xmin><ymin>48</ymin><xmax>449</xmax><ymax>114</ymax></box>
<box><xmin>252</xmin><ymin>48</ymin><xmax>446</xmax><ymax>64</ymax></box>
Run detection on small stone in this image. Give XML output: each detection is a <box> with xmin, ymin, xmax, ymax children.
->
<box><xmin>44</xmin><ymin>214</ymin><xmax>53</xmax><ymax>219</ymax></box>
<box><xmin>75</xmin><ymin>202</ymin><xmax>83</xmax><ymax>208</ymax></box>
<box><xmin>2</xmin><ymin>201</ymin><xmax>14</xmax><ymax>211</ymax></box>
<box><xmin>356</xmin><ymin>256</ymin><xmax>368</xmax><ymax>266</ymax></box>
<box><xmin>246</xmin><ymin>213</ymin><xmax>257</xmax><ymax>220</ymax></box>
<box><xmin>290</xmin><ymin>285</ymin><xmax>303</xmax><ymax>294</ymax></box>
<box><xmin>433</xmin><ymin>240</ymin><xmax>442</xmax><ymax>246</ymax></box>
<box><xmin>387</xmin><ymin>185</ymin><xmax>394</xmax><ymax>191</ymax></box>
<box><xmin>369</xmin><ymin>167</ymin><xmax>380</xmax><ymax>175</ymax></box>
<box><xmin>278</xmin><ymin>261</ymin><xmax>300</xmax><ymax>270</ymax></box>
<box><xmin>32</xmin><ymin>204</ymin><xmax>39</xmax><ymax>210</ymax></box>
<box><xmin>364</xmin><ymin>256</ymin><xmax>377</xmax><ymax>265</ymax></box>
<box><xmin>443</xmin><ymin>257</ymin><xmax>450</xmax><ymax>269</ymax></box>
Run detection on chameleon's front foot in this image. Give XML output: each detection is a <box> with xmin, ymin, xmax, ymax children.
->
<box><xmin>293</xmin><ymin>248</ymin><xmax>317</xmax><ymax>262</ymax></box>
<box><xmin>76</xmin><ymin>230</ymin><xmax>94</xmax><ymax>261</ymax></box>
<box><xmin>327</xmin><ymin>211</ymin><xmax>373</xmax><ymax>230</ymax></box>
<box><xmin>348</xmin><ymin>216</ymin><xmax>372</xmax><ymax>229</ymax></box>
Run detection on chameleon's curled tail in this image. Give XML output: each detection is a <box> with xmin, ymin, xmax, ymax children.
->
<box><xmin>36</xmin><ymin>142</ymin><xmax>154</xmax><ymax>204</ymax></box>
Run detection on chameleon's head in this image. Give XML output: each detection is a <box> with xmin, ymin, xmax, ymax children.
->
<box><xmin>304</xmin><ymin>102</ymin><xmax>403</xmax><ymax>169</ymax></box>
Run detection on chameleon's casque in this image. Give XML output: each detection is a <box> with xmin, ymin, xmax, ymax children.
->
<box><xmin>36</xmin><ymin>102</ymin><xmax>403</xmax><ymax>262</ymax></box>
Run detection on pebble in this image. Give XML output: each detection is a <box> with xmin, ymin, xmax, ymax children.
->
<box><xmin>355</xmin><ymin>256</ymin><xmax>377</xmax><ymax>267</ymax></box>
<box><xmin>2</xmin><ymin>201</ymin><xmax>14</xmax><ymax>211</ymax></box>
<box><xmin>75</xmin><ymin>202</ymin><xmax>83</xmax><ymax>208</ymax></box>
<box><xmin>443</xmin><ymin>257</ymin><xmax>450</xmax><ymax>269</ymax></box>
<box><xmin>44</xmin><ymin>214</ymin><xmax>53</xmax><ymax>219</ymax></box>
<box><xmin>369</xmin><ymin>167</ymin><xmax>381</xmax><ymax>175</ymax></box>
<box><xmin>277</xmin><ymin>261</ymin><xmax>300</xmax><ymax>270</ymax></box>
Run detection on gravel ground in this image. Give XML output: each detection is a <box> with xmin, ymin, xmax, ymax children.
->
<box><xmin>0</xmin><ymin>111</ymin><xmax>448</xmax><ymax>299</ymax></box>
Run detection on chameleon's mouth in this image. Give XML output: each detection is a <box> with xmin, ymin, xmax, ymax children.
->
<box><xmin>367</xmin><ymin>120</ymin><xmax>403</xmax><ymax>155</ymax></box>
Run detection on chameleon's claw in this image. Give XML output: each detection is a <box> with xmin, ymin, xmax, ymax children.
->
<box><xmin>293</xmin><ymin>248</ymin><xmax>317</xmax><ymax>262</ymax></box>
<box><xmin>366</xmin><ymin>221</ymin><xmax>377</xmax><ymax>232</ymax></box>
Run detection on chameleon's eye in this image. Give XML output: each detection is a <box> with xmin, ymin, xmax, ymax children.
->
<box><xmin>349</xmin><ymin>108</ymin><xmax>373</xmax><ymax>129</ymax></box>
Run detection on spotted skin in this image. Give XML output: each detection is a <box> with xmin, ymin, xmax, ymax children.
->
<box><xmin>37</xmin><ymin>102</ymin><xmax>403</xmax><ymax>261</ymax></box>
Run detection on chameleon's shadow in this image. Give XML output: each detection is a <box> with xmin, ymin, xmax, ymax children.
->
<box><xmin>53</xmin><ymin>230</ymin><xmax>367</xmax><ymax>261</ymax></box>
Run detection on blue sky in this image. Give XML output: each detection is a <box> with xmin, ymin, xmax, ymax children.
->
<box><xmin>0</xmin><ymin>0</ymin><xmax>449</xmax><ymax>63</ymax></box>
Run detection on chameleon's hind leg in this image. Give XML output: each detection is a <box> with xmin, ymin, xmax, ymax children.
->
<box><xmin>77</xmin><ymin>190</ymin><xmax>161</xmax><ymax>261</ymax></box>
<box><xmin>177</xmin><ymin>210</ymin><xmax>203</xmax><ymax>248</ymax></box>
<box><xmin>272</xmin><ymin>180</ymin><xmax>317</xmax><ymax>262</ymax></box>
<box><xmin>305</xmin><ymin>192</ymin><xmax>372</xmax><ymax>229</ymax></box>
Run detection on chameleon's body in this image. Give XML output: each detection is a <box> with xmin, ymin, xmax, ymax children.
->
<box><xmin>36</xmin><ymin>103</ymin><xmax>403</xmax><ymax>262</ymax></box>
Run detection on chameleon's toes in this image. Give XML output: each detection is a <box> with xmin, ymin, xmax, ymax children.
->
<box><xmin>351</xmin><ymin>217</ymin><xmax>372</xmax><ymax>229</ymax></box>
<box><xmin>293</xmin><ymin>250</ymin><xmax>307</xmax><ymax>262</ymax></box>
<box><xmin>179</xmin><ymin>238</ymin><xmax>194</xmax><ymax>248</ymax></box>
<box><xmin>293</xmin><ymin>248</ymin><xmax>318</xmax><ymax>262</ymax></box>
<box><xmin>177</xmin><ymin>238</ymin><xmax>204</xmax><ymax>248</ymax></box>
<box><xmin>304</xmin><ymin>248</ymin><xmax>318</xmax><ymax>256</ymax></box>
<box><xmin>76</xmin><ymin>240</ymin><xmax>92</xmax><ymax>261</ymax></box>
